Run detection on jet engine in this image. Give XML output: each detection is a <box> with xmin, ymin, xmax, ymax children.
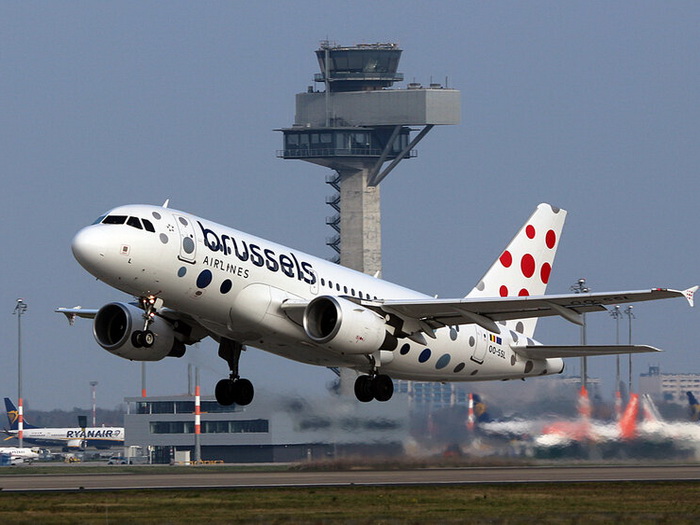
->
<box><xmin>303</xmin><ymin>296</ymin><xmax>396</xmax><ymax>355</ymax></box>
<box><xmin>93</xmin><ymin>302</ymin><xmax>185</xmax><ymax>361</ymax></box>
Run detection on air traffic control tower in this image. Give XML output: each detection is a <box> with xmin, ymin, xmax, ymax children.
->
<box><xmin>278</xmin><ymin>42</ymin><xmax>460</xmax><ymax>276</ymax></box>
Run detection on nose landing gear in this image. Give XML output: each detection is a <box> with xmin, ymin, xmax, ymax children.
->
<box><xmin>131</xmin><ymin>295</ymin><xmax>161</xmax><ymax>348</ymax></box>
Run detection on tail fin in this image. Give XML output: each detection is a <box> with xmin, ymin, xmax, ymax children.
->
<box><xmin>4</xmin><ymin>398</ymin><xmax>19</xmax><ymax>430</ymax></box>
<box><xmin>467</xmin><ymin>203</ymin><xmax>567</xmax><ymax>338</ymax></box>
<box><xmin>619</xmin><ymin>394</ymin><xmax>639</xmax><ymax>441</ymax></box>
<box><xmin>577</xmin><ymin>386</ymin><xmax>592</xmax><ymax>421</ymax></box>
<box><xmin>4</xmin><ymin>398</ymin><xmax>36</xmax><ymax>430</ymax></box>
<box><xmin>641</xmin><ymin>394</ymin><xmax>662</xmax><ymax>424</ymax></box>
<box><xmin>687</xmin><ymin>391</ymin><xmax>700</xmax><ymax>422</ymax></box>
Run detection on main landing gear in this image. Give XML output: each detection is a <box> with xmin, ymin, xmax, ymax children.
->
<box><xmin>215</xmin><ymin>338</ymin><xmax>254</xmax><ymax>406</ymax></box>
<box><xmin>353</xmin><ymin>355</ymin><xmax>394</xmax><ymax>403</ymax></box>
<box><xmin>131</xmin><ymin>295</ymin><xmax>160</xmax><ymax>348</ymax></box>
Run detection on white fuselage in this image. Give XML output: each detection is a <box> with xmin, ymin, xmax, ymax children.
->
<box><xmin>71</xmin><ymin>204</ymin><xmax>563</xmax><ymax>382</ymax></box>
<box><xmin>7</xmin><ymin>427</ymin><xmax>124</xmax><ymax>449</ymax></box>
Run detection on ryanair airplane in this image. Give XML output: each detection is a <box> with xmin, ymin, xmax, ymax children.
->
<box><xmin>57</xmin><ymin>202</ymin><xmax>696</xmax><ymax>406</ymax></box>
<box><xmin>4</xmin><ymin>398</ymin><xmax>124</xmax><ymax>450</ymax></box>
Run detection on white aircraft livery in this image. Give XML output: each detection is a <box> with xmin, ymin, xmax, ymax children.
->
<box><xmin>57</xmin><ymin>202</ymin><xmax>696</xmax><ymax>406</ymax></box>
<box><xmin>4</xmin><ymin>398</ymin><xmax>124</xmax><ymax>450</ymax></box>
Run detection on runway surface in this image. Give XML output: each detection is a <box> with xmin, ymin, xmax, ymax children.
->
<box><xmin>1</xmin><ymin>464</ymin><xmax>699</xmax><ymax>492</ymax></box>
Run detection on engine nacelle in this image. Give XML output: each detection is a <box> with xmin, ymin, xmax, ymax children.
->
<box><xmin>303</xmin><ymin>296</ymin><xmax>395</xmax><ymax>355</ymax></box>
<box><xmin>93</xmin><ymin>302</ymin><xmax>183</xmax><ymax>361</ymax></box>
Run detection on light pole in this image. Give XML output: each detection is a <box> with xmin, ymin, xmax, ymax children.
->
<box><xmin>624</xmin><ymin>306</ymin><xmax>635</xmax><ymax>394</ymax></box>
<box><xmin>13</xmin><ymin>298</ymin><xmax>28</xmax><ymax>448</ymax></box>
<box><xmin>570</xmin><ymin>279</ymin><xmax>589</xmax><ymax>389</ymax></box>
<box><xmin>90</xmin><ymin>381</ymin><xmax>98</xmax><ymax>426</ymax></box>
<box><xmin>610</xmin><ymin>305</ymin><xmax>623</xmax><ymax>418</ymax></box>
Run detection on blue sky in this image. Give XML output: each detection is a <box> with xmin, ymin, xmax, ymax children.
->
<box><xmin>1</xmin><ymin>2</ymin><xmax>698</xmax><ymax>410</ymax></box>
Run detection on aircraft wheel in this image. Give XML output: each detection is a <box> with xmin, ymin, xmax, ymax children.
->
<box><xmin>234</xmin><ymin>378</ymin><xmax>254</xmax><ymax>406</ymax></box>
<box><xmin>354</xmin><ymin>375</ymin><xmax>374</xmax><ymax>403</ymax></box>
<box><xmin>215</xmin><ymin>379</ymin><xmax>236</xmax><ymax>406</ymax></box>
<box><xmin>141</xmin><ymin>330</ymin><xmax>155</xmax><ymax>348</ymax></box>
<box><xmin>371</xmin><ymin>374</ymin><xmax>394</xmax><ymax>402</ymax></box>
<box><xmin>131</xmin><ymin>331</ymin><xmax>143</xmax><ymax>348</ymax></box>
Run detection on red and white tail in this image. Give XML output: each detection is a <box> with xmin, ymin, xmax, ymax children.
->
<box><xmin>467</xmin><ymin>203</ymin><xmax>567</xmax><ymax>338</ymax></box>
<box><xmin>619</xmin><ymin>394</ymin><xmax>639</xmax><ymax>441</ymax></box>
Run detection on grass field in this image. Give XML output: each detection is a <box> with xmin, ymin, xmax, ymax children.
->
<box><xmin>1</xmin><ymin>481</ymin><xmax>699</xmax><ymax>524</ymax></box>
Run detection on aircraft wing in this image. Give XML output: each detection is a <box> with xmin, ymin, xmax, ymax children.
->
<box><xmin>366</xmin><ymin>287</ymin><xmax>697</xmax><ymax>334</ymax></box>
<box><xmin>56</xmin><ymin>307</ymin><xmax>98</xmax><ymax>324</ymax></box>
<box><xmin>515</xmin><ymin>344</ymin><xmax>661</xmax><ymax>359</ymax></box>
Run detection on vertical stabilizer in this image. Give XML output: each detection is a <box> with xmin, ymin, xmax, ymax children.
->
<box><xmin>687</xmin><ymin>391</ymin><xmax>700</xmax><ymax>422</ymax></box>
<box><xmin>4</xmin><ymin>398</ymin><xmax>37</xmax><ymax>430</ymax></box>
<box><xmin>619</xmin><ymin>394</ymin><xmax>639</xmax><ymax>441</ymax></box>
<box><xmin>467</xmin><ymin>203</ymin><xmax>566</xmax><ymax>338</ymax></box>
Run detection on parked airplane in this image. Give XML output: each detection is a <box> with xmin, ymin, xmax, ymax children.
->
<box><xmin>533</xmin><ymin>387</ymin><xmax>639</xmax><ymax>447</ymax></box>
<box><xmin>3</xmin><ymin>398</ymin><xmax>124</xmax><ymax>450</ymax></box>
<box><xmin>0</xmin><ymin>447</ymin><xmax>39</xmax><ymax>464</ymax></box>
<box><xmin>639</xmin><ymin>393</ymin><xmax>700</xmax><ymax>444</ymax></box>
<box><xmin>56</xmin><ymin>202</ymin><xmax>696</xmax><ymax>406</ymax></box>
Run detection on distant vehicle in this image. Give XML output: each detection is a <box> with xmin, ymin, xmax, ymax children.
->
<box><xmin>3</xmin><ymin>398</ymin><xmax>125</xmax><ymax>450</ymax></box>
<box><xmin>57</xmin><ymin>202</ymin><xmax>696</xmax><ymax>406</ymax></box>
<box><xmin>107</xmin><ymin>456</ymin><xmax>128</xmax><ymax>465</ymax></box>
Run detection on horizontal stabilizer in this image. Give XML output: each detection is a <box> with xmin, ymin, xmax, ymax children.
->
<box><xmin>515</xmin><ymin>344</ymin><xmax>661</xmax><ymax>359</ymax></box>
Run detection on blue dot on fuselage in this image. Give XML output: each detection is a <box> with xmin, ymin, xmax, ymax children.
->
<box><xmin>220</xmin><ymin>279</ymin><xmax>232</xmax><ymax>294</ymax></box>
<box><xmin>435</xmin><ymin>354</ymin><xmax>451</xmax><ymax>369</ymax></box>
<box><xmin>196</xmin><ymin>269</ymin><xmax>213</xmax><ymax>289</ymax></box>
<box><xmin>418</xmin><ymin>348</ymin><xmax>432</xmax><ymax>363</ymax></box>
<box><xmin>177</xmin><ymin>267</ymin><xmax>187</xmax><ymax>278</ymax></box>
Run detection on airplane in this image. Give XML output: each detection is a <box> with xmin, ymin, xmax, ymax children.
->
<box><xmin>638</xmin><ymin>393</ymin><xmax>700</xmax><ymax>444</ymax></box>
<box><xmin>56</xmin><ymin>202</ymin><xmax>697</xmax><ymax>406</ymax></box>
<box><xmin>688</xmin><ymin>391</ymin><xmax>700</xmax><ymax>422</ymax></box>
<box><xmin>533</xmin><ymin>387</ymin><xmax>639</xmax><ymax>448</ymax></box>
<box><xmin>0</xmin><ymin>447</ymin><xmax>40</xmax><ymax>464</ymax></box>
<box><xmin>3</xmin><ymin>398</ymin><xmax>124</xmax><ymax>450</ymax></box>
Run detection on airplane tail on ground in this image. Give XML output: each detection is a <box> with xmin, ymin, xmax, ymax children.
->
<box><xmin>467</xmin><ymin>203</ymin><xmax>567</xmax><ymax>338</ymax></box>
<box><xmin>687</xmin><ymin>392</ymin><xmax>700</xmax><ymax>422</ymax></box>
<box><xmin>466</xmin><ymin>393</ymin><xmax>491</xmax><ymax>431</ymax></box>
<box><xmin>4</xmin><ymin>398</ymin><xmax>37</xmax><ymax>431</ymax></box>
<box><xmin>619</xmin><ymin>394</ymin><xmax>639</xmax><ymax>441</ymax></box>
<box><xmin>641</xmin><ymin>394</ymin><xmax>663</xmax><ymax>424</ymax></box>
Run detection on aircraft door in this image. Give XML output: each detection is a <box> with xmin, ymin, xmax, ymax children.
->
<box><xmin>470</xmin><ymin>327</ymin><xmax>487</xmax><ymax>364</ymax></box>
<box><xmin>173</xmin><ymin>214</ymin><xmax>197</xmax><ymax>264</ymax></box>
<box><xmin>309</xmin><ymin>269</ymin><xmax>319</xmax><ymax>295</ymax></box>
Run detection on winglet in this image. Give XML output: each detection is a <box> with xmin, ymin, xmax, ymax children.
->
<box><xmin>683</xmin><ymin>286</ymin><xmax>698</xmax><ymax>307</ymax></box>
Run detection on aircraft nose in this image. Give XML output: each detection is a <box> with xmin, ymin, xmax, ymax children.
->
<box><xmin>71</xmin><ymin>226</ymin><xmax>107</xmax><ymax>273</ymax></box>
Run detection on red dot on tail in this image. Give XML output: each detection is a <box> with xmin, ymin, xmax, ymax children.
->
<box><xmin>499</xmin><ymin>285</ymin><xmax>508</xmax><ymax>297</ymax></box>
<box><xmin>526</xmin><ymin>225</ymin><xmax>536</xmax><ymax>239</ymax></box>
<box><xmin>541</xmin><ymin>262</ymin><xmax>552</xmax><ymax>284</ymax></box>
<box><xmin>521</xmin><ymin>254</ymin><xmax>535</xmax><ymax>278</ymax></box>
<box><xmin>518</xmin><ymin>288</ymin><xmax>529</xmax><ymax>296</ymax></box>
<box><xmin>546</xmin><ymin>230</ymin><xmax>557</xmax><ymax>249</ymax></box>
<box><xmin>500</xmin><ymin>250</ymin><xmax>512</xmax><ymax>268</ymax></box>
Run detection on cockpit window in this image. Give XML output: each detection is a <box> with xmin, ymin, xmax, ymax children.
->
<box><xmin>92</xmin><ymin>215</ymin><xmax>107</xmax><ymax>225</ymax></box>
<box><xmin>126</xmin><ymin>216</ymin><xmax>143</xmax><ymax>229</ymax></box>
<box><xmin>142</xmin><ymin>219</ymin><xmax>156</xmax><ymax>232</ymax></box>
<box><xmin>102</xmin><ymin>215</ymin><xmax>127</xmax><ymax>225</ymax></box>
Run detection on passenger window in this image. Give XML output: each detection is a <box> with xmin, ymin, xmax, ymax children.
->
<box><xmin>127</xmin><ymin>217</ymin><xmax>143</xmax><ymax>229</ymax></box>
<box><xmin>102</xmin><ymin>215</ymin><xmax>127</xmax><ymax>225</ymax></box>
<box><xmin>142</xmin><ymin>219</ymin><xmax>156</xmax><ymax>232</ymax></box>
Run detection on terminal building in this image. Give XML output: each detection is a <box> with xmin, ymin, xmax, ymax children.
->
<box><xmin>123</xmin><ymin>392</ymin><xmax>409</xmax><ymax>463</ymax></box>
